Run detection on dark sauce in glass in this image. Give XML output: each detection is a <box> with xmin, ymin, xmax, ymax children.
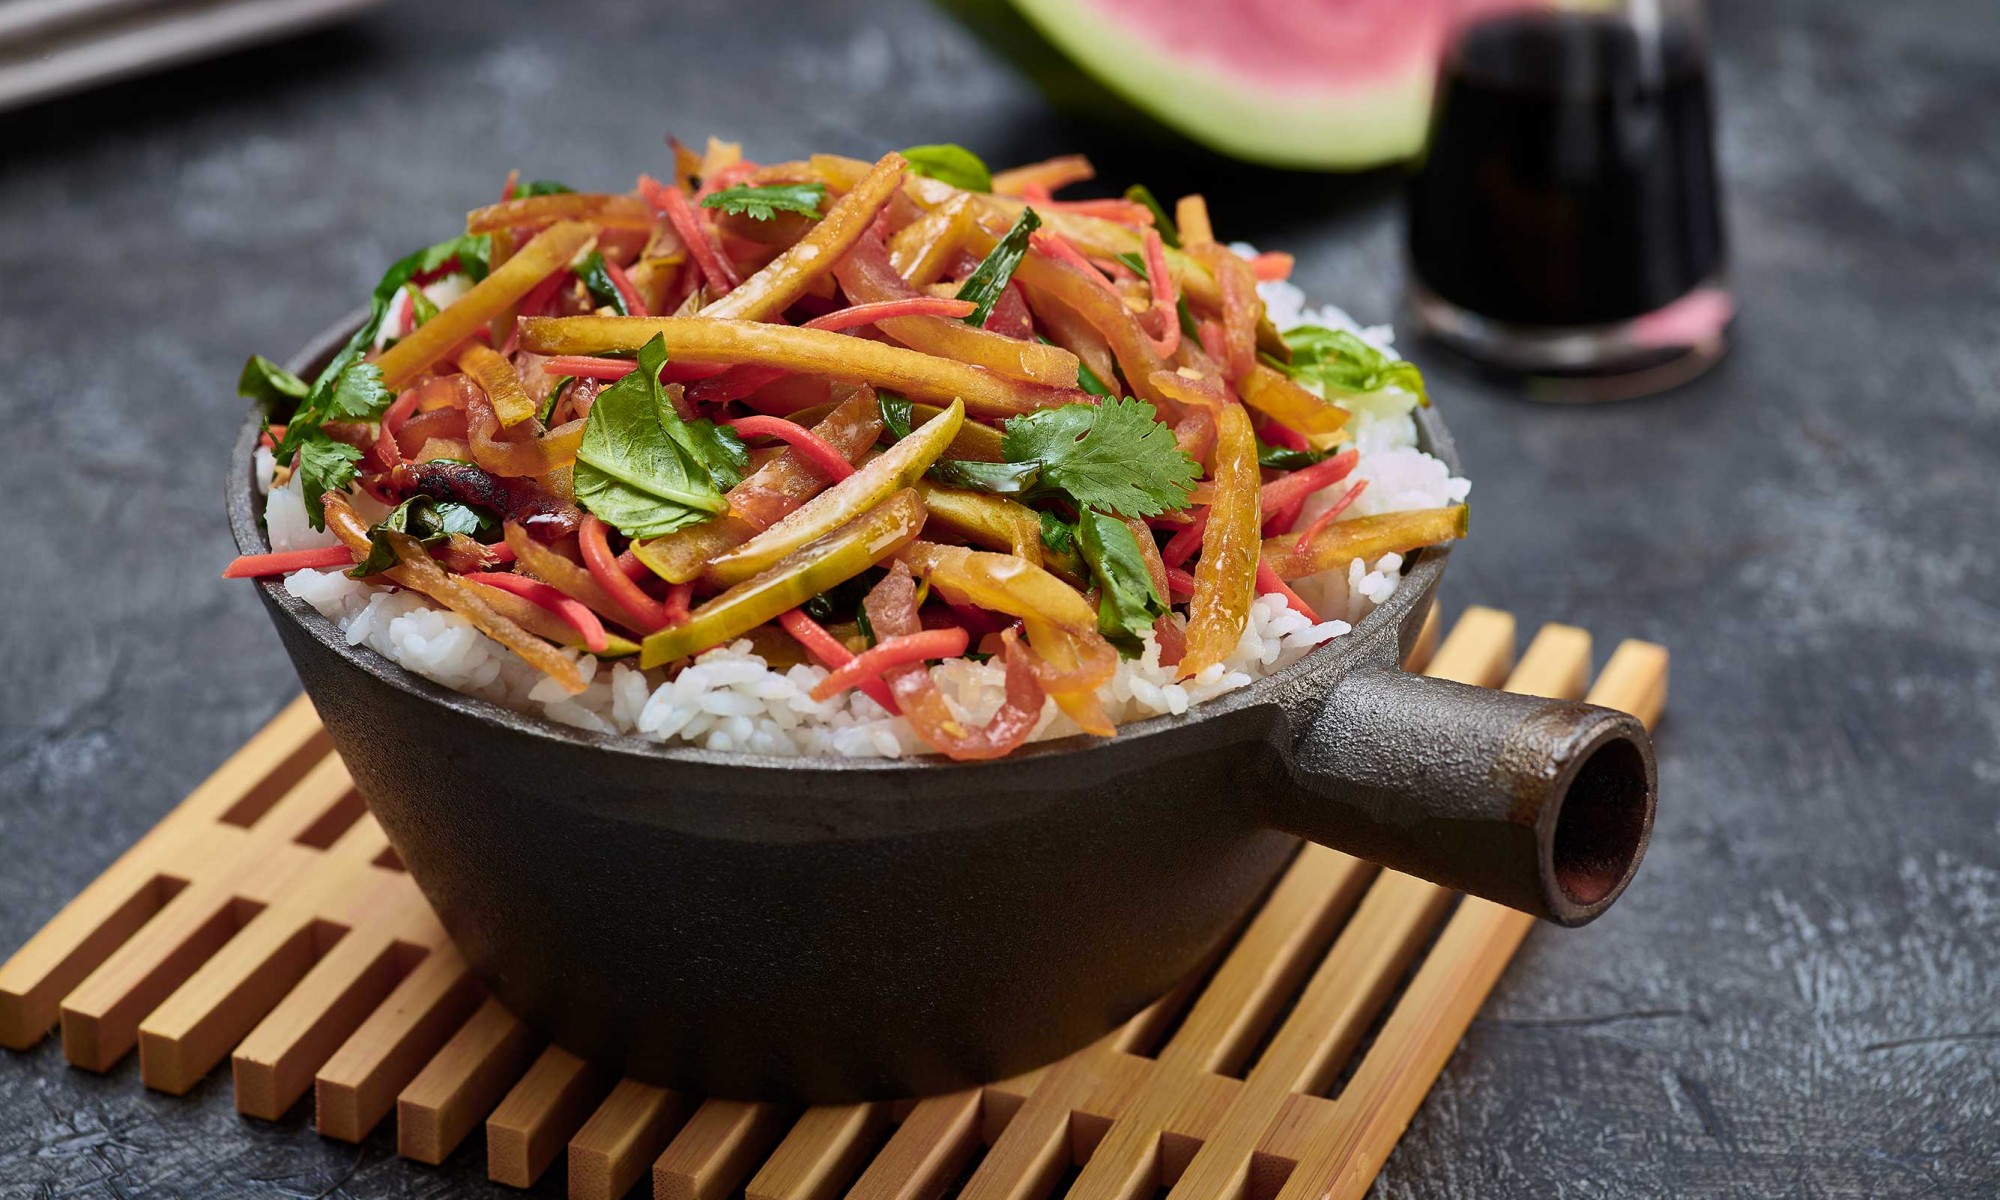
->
<box><xmin>1406</xmin><ymin>10</ymin><xmax>1725</xmax><ymax>328</ymax></box>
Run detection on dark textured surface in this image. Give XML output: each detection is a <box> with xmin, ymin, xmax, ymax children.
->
<box><xmin>0</xmin><ymin>0</ymin><xmax>1995</xmax><ymax>1195</ymax></box>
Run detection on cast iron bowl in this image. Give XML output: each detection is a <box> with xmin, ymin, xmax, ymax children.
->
<box><xmin>229</xmin><ymin>319</ymin><xmax>1656</xmax><ymax>1102</ymax></box>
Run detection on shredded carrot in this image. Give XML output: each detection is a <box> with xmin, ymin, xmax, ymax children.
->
<box><xmin>579</xmin><ymin>515</ymin><xmax>667</xmax><ymax>632</ymax></box>
<box><xmin>222</xmin><ymin>545</ymin><xmax>355</xmax><ymax>579</ymax></box>
<box><xmin>1030</xmin><ymin>231</ymin><xmax>1121</xmax><ymax>297</ymax></box>
<box><xmin>469</xmin><ymin>573</ymin><xmax>609</xmax><ymax>652</ymax></box>
<box><xmin>808</xmin><ymin>628</ymin><xmax>970</xmax><ymax>702</ymax></box>
<box><xmin>662</xmin><ymin>582</ymin><xmax>693</xmax><ymax>626</ymax></box>
<box><xmin>725</xmin><ymin>415</ymin><xmax>856</xmax><ymax>482</ymax></box>
<box><xmin>601</xmin><ymin>258</ymin><xmax>650</xmax><ymax>317</ymax></box>
<box><xmin>1292</xmin><ymin>480</ymin><xmax>1370</xmax><ymax>555</ymax></box>
<box><xmin>1165</xmin><ymin>566</ymin><xmax>1198</xmax><ymax>600</ymax></box>
<box><xmin>777</xmin><ymin>609</ymin><xmax>899</xmax><ymax>713</ymax></box>
<box><xmin>802</xmin><ymin>296</ymin><xmax>977</xmax><ymax>330</ymax></box>
<box><xmin>541</xmin><ymin>355</ymin><xmax>637</xmax><ymax>381</ymax></box>
<box><xmin>641</xmin><ymin>175</ymin><xmax>741</xmax><ymax>293</ymax></box>
<box><xmin>1249</xmin><ymin>251</ymin><xmax>1294</xmax><ymax>282</ymax></box>
<box><xmin>1255</xmin><ymin>557</ymin><xmax>1320</xmax><ymax>623</ymax></box>
<box><xmin>1161</xmin><ymin>508</ymin><xmax>1211</xmax><ymax>569</ymax></box>
<box><xmin>1043</xmin><ymin>198</ymin><xmax>1154</xmax><ymax>227</ymax></box>
<box><xmin>501</xmin><ymin>169</ymin><xmax>520</xmax><ymax>203</ymax></box>
<box><xmin>1140</xmin><ymin>229</ymin><xmax>1180</xmax><ymax>359</ymax></box>
<box><xmin>1259</xmin><ymin>448</ymin><xmax>1360</xmax><ymax>516</ymax></box>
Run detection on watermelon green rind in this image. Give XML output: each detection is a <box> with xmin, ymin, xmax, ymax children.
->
<box><xmin>1002</xmin><ymin>0</ymin><xmax>1433</xmax><ymax>170</ymax></box>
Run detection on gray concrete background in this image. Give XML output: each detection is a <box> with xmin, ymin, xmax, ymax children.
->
<box><xmin>1</xmin><ymin>1</ymin><xmax>1995</xmax><ymax>1196</ymax></box>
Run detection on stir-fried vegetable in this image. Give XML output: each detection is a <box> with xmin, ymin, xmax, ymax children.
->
<box><xmin>234</xmin><ymin>142</ymin><xmax>1467</xmax><ymax>760</ymax></box>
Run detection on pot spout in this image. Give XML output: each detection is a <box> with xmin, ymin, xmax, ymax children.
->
<box><xmin>1274</xmin><ymin>667</ymin><xmax>1656</xmax><ymax>926</ymax></box>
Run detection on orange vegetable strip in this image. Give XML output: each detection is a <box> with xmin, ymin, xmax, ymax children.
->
<box><xmin>888</xmin><ymin>193</ymin><xmax>975</xmax><ymax>286</ymax></box>
<box><xmin>458</xmin><ymin>341</ymin><xmax>537</xmax><ymax>427</ymax></box>
<box><xmin>1238</xmin><ymin>363</ymin><xmax>1350</xmax><ymax>440</ymax></box>
<box><xmin>641</xmin><ymin>175</ymin><xmax>741</xmax><ymax>293</ymax></box>
<box><xmin>1175</xmin><ymin>195</ymin><xmax>1215</xmax><ymax>246</ymax></box>
<box><xmin>518</xmin><ymin>315</ymin><xmax>1088</xmax><ymax>417</ymax></box>
<box><xmin>471</xmin><ymin>573</ymin><xmax>609</xmax><ymax>653</ymax></box>
<box><xmin>1030</xmin><ymin>230</ymin><xmax>1121</xmax><ymax>297</ymax></box>
<box><xmin>458</xmin><ymin>346</ymin><xmax>587</xmax><ymax>477</ymax></box>
<box><xmin>991</xmin><ymin>154</ymin><xmax>1095</xmax><ymax>197</ymax></box>
<box><xmin>833</xmin><ymin>234</ymin><xmax>1081</xmax><ymax>388</ymax></box>
<box><xmin>466</xmin><ymin>193</ymin><xmax>654</xmax><ymax>234</ymax></box>
<box><xmin>1140</xmin><ymin>228</ymin><xmax>1181</xmax><ymax>359</ymax></box>
<box><xmin>808</xmin><ymin>627</ymin><xmax>969</xmax><ymax>702</ymax></box>
<box><xmin>324</xmin><ymin>494</ymin><xmax>585</xmax><ymax>693</ymax></box>
<box><xmin>1189</xmin><ymin>242</ymin><xmax>1258</xmax><ymax>381</ymax></box>
<box><xmin>632</xmin><ymin>387</ymin><xmax>882</xmax><ymax>584</ymax></box>
<box><xmin>504</xmin><ymin>524</ymin><xmax>646</xmax><ymax>633</ymax></box>
<box><xmin>222</xmin><ymin>545</ymin><xmax>355</xmax><ymax>578</ymax></box>
<box><xmin>1008</xmin><ymin>248</ymin><xmax>1176</xmax><ymax>411</ymax></box>
<box><xmin>579</xmin><ymin>515</ymin><xmax>666</xmax><ymax>631</ymax></box>
<box><xmin>804</xmin><ymin>297</ymin><xmax>976</xmax><ymax>330</ymax></box>
<box><xmin>1292</xmin><ymin>480</ymin><xmax>1369</xmax><ymax>555</ymax></box>
<box><xmin>863</xmin><ymin>564</ymin><xmax>1049</xmax><ymax>760</ymax></box>
<box><xmin>1261</xmin><ymin>506</ymin><xmax>1469</xmax><ymax>581</ymax></box>
<box><xmin>601</xmin><ymin>257</ymin><xmax>650</xmax><ymax>317</ymax></box>
<box><xmin>1027</xmin><ymin>291</ymin><xmax>1118</xmax><ymax>393</ymax></box>
<box><xmin>701</xmin><ymin>151</ymin><xmax>906</xmax><ymax>322</ymax></box>
<box><xmin>1249</xmin><ymin>251</ymin><xmax>1294</xmax><ymax>282</ymax></box>
<box><xmin>726</xmin><ymin>415</ymin><xmax>855</xmax><ymax>482</ymax></box>
<box><xmin>778</xmin><ymin>608</ymin><xmax>899</xmax><ymax>713</ymax></box>
<box><xmin>1255</xmin><ymin>558</ymin><xmax>1320</xmax><ymax>624</ymax></box>
<box><xmin>375</xmin><ymin>220</ymin><xmax>596</xmax><ymax>390</ymax></box>
<box><xmin>979</xmin><ymin>198</ymin><xmax>1223</xmax><ymax>310</ymax></box>
<box><xmin>1179</xmin><ymin>404</ymin><xmax>1260</xmax><ymax>680</ymax></box>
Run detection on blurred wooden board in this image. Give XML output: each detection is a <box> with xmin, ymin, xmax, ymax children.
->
<box><xmin>0</xmin><ymin>0</ymin><xmax>389</xmax><ymax>112</ymax></box>
<box><xmin>0</xmin><ymin>605</ymin><xmax>1667</xmax><ymax>1199</ymax></box>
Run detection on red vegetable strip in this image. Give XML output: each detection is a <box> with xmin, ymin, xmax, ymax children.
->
<box><xmin>1166</xmin><ymin>566</ymin><xmax>1198</xmax><ymax>600</ymax></box>
<box><xmin>1259</xmin><ymin>448</ymin><xmax>1360</xmax><ymax>515</ymax></box>
<box><xmin>502</xmin><ymin>269</ymin><xmax>571</xmax><ymax>355</ymax></box>
<box><xmin>1042</xmin><ymin>198</ymin><xmax>1154</xmax><ymax>227</ymax></box>
<box><xmin>777</xmin><ymin>608</ymin><xmax>899</xmax><ymax>713</ymax></box>
<box><xmin>1293</xmin><ymin>480</ymin><xmax>1370</xmax><ymax>555</ymax></box>
<box><xmin>1030</xmin><ymin>231</ymin><xmax>1120</xmax><ymax>297</ymax></box>
<box><xmin>382</xmin><ymin>383</ymin><xmax>424</xmax><ymax>439</ymax></box>
<box><xmin>802</xmin><ymin>297</ymin><xmax>977</xmax><ymax>330</ymax></box>
<box><xmin>1161</xmin><ymin>508</ymin><xmax>1210</xmax><ymax>569</ymax></box>
<box><xmin>579</xmin><ymin>515</ymin><xmax>667</xmax><ymax>632</ymax></box>
<box><xmin>1260</xmin><ymin>419</ymin><xmax>1310</xmax><ymax>452</ymax></box>
<box><xmin>662</xmin><ymin>582</ymin><xmax>693</xmax><ymax>626</ymax></box>
<box><xmin>615</xmin><ymin>548</ymin><xmax>651</xmax><ymax>582</ymax></box>
<box><xmin>1249</xmin><ymin>251</ymin><xmax>1294</xmax><ymax>282</ymax></box>
<box><xmin>641</xmin><ymin>175</ymin><xmax>741</xmax><ymax>293</ymax></box>
<box><xmin>1141</xmin><ymin>229</ymin><xmax>1180</xmax><ymax>358</ymax></box>
<box><xmin>807</xmin><ymin>628</ymin><xmax>970</xmax><ymax>702</ymax></box>
<box><xmin>601</xmin><ymin>258</ymin><xmax>650</xmax><ymax>317</ymax></box>
<box><xmin>470</xmin><ymin>573</ymin><xmax>609</xmax><ymax>652</ymax></box>
<box><xmin>542</xmin><ymin>355</ymin><xmax>637</xmax><ymax>380</ymax></box>
<box><xmin>222</xmin><ymin>545</ymin><xmax>355</xmax><ymax>578</ymax></box>
<box><xmin>483</xmin><ymin>541</ymin><xmax>517</xmax><ymax>567</ymax></box>
<box><xmin>1256</xmin><ymin>557</ymin><xmax>1321</xmax><ymax>623</ymax></box>
<box><xmin>1264</xmin><ymin>494</ymin><xmax>1308</xmax><ymax>537</ymax></box>
<box><xmin>725</xmin><ymin>415</ymin><xmax>856</xmax><ymax>482</ymax></box>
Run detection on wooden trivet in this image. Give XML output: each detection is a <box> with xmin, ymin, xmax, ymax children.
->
<box><xmin>0</xmin><ymin>605</ymin><xmax>1667</xmax><ymax>1200</ymax></box>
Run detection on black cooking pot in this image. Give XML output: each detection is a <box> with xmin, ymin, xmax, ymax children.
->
<box><xmin>228</xmin><ymin>320</ymin><xmax>1655</xmax><ymax>1102</ymax></box>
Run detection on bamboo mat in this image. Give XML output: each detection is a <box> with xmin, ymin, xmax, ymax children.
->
<box><xmin>0</xmin><ymin>605</ymin><xmax>1667</xmax><ymax>1200</ymax></box>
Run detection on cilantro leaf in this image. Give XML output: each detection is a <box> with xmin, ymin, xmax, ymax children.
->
<box><xmin>957</xmin><ymin>206</ymin><xmax>1040</xmax><ymax>327</ymax></box>
<box><xmin>573</xmin><ymin>335</ymin><xmax>734</xmax><ymax>539</ymax></box>
<box><xmin>578</xmin><ymin>251</ymin><xmax>631</xmax><ymax>316</ymax></box>
<box><xmin>700</xmin><ymin>183</ymin><xmax>826</xmax><ymax>221</ymax></box>
<box><xmin>1077</xmin><ymin>509</ymin><xmax>1167</xmax><ymax>657</ymax></box>
<box><xmin>349</xmin><ymin>495</ymin><xmax>495</xmax><ymax>578</ymax></box>
<box><xmin>999</xmin><ymin>397</ymin><xmax>1198</xmax><ymax>518</ymax></box>
<box><xmin>901</xmin><ymin>143</ymin><xmax>992</xmax><ymax>192</ymax></box>
<box><xmin>1039</xmin><ymin>510</ymin><xmax>1078</xmax><ymax>557</ymax></box>
<box><xmin>1278</xmin><ymin>326</ymin><xmax>1428</xmax><ymax>407</ymax></box>
<box><xmin>326</xmin><ymin>362</ymin><xmax>391</xmax><ymax>422</ymax></box>
<box><xmin>293</xmin><ymin>435</ymin><xmax>364</xmax><ymax>527</ymax></box>
<box><xmin>238</xmin><ymin>355</ymin><xmax>308</xmax><ymax>420</ymax></box>
<box><xmin>1256</xmin><ymin>440</ymin><xmax>1329</xmax><ymax>471</ymax></box>
<box><xmin>517</xmin><ymin>179</ymin><xmax>575</xmax><ymax>197</ymax></box>
<box><xmin>1123</xmin><ymin>184</ymin><xmax>1180</xmax><ymax>248</ymax></box>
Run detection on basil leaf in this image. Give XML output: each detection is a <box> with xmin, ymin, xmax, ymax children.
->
<box><xmin>1279</xmin><ymin>326</ymin><xmax>1428</xmax><ymax>406</ymax></box>
<box><xmin>901</xmin><ymin>143</ymin><xmax>992</xmax><ymax>192</ymax></box>
<box><xmin>578</xmin><ymin>251</ymin><xmax>631</xmax><ymax>316</ymax></box>
<box><xmin>1077</xmin><ymin>508</ymin><xmax>1167</xmax><ymax>657</ymax></box>
<box><xmin>348</xmin><ymin>495</ymin><xmax>495</xmax><ymax>579</ymax></box>
<box><xmin>957</xmin><ymin>207</ymin><xmax>1040</xmax><ymax>327</ymax></box>
<box><xmin>1123</xmin><ymin>184</ymin><xmax>1180</xmax><ymax>248</ymax></box>
<box><xmin>1256</xmin><ymin>440</ymin><xmax>1329</xmax><ymax>471</ymax></box>
<box><xmin>238</xmin><ymin>354</ymin><xmax>308</xmax><ymax>420</ymax></box>
<box><xmin>665</xmin><ymin>415</ymin><xmax>750</xmax><ymax>493</ymax></box>
<box><xmin>877</xmin><ymin>391</ymin><xmax>914</xmax><ymax>441</ymax></box>
<box><xmin>573</xmin><ymin>335</ymin><xmax>731</xmax><ymax>539</ymax></box>
<box><xmin>700</xmin><ymin>183</ymin><xmax>826</xmax><ymax>221</ymax></box>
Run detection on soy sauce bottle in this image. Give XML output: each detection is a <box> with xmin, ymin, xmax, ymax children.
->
<box><xmin>1405</xmin><ymin>0</ymin><xmax>1730</xmax><ymax>399</ymax></box>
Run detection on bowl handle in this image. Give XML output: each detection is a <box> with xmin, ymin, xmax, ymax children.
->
<box><xmin>1272</xmin><ymin>667</ymin><xmax>1657</xmax><ymax>926</ymax></box>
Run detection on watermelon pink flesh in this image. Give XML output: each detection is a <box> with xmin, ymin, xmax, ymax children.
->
<box><xmin>1009</xmin><ymin>0</ymin><xmax>1542</xmax><ymax>169</ymax></box>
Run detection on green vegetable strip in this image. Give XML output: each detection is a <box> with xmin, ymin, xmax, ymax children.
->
<box><xmin>1123</xmin><ymin>184</ymin><xmax>1180</xmax><ymax>248</ymax></box>
<box><xmin>957</xmin><ymin>207</ymin><xmax>1041</xmax><ymax>327</ymax></box>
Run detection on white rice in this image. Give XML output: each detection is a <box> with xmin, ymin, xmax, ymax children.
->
<box><xmin>261</xmin><ymin>261</ymin><xmax>1468</xmax><ymax>758</ymax></box>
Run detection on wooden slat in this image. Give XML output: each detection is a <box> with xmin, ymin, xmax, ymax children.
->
<box><xmin>487</xmin><ymin>1045</ymin><xmax>617</xmax><ymax>1188</ymax></box>
<box><xmin>570</xmin><ymin>1079</ymin><xmax>697</xmax><ymax>1200</ymax></box>
<box><xmin>654</xmin><ymin>1099</ymin><xmax>797</xmax><ymax>1200</ymax></box>
<box><xmin>398</xmin><ymin>996</ymin><xmax>542</xmax><ymax>1165</ymax></box>
<box><xmin>316</xmin><ymin>934</ymin><xmax>481</xmax><ymax>1141</ymax></box>
<box><xmin>747</xmin><ymin>1102</ymin><xmax>890</xmax><ymax>1200</ymax></box>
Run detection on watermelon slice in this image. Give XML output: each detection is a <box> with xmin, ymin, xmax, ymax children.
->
<box><xmin>955</xmin><ymin>0</ymin><xmax>1481</xmax><ymax>171</ymax></box>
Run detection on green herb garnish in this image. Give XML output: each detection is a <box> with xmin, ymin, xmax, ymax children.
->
<box><xmin>1123</xmin><ymin>184</ymin><xmax>1180</xmax><ymax>248</ymax></box>
<box><xmin>1256</xmin><ymin>440</ymin><xmax>1330</xmax><ymax>471</ymax></box>
<box><xmin>402</xmin><ymin>281</ymin><xmax>440</xmax><ymax>328</ymax></box>
<box><xmin>1039</xmin><ymin>510</ymin><xmax>1079</xmax><ymax>557</ymax></box>
<box><xmin>578</xmin><ymin>251</ymin><xmax>631</xmax><ymax>316</ymax></box>
<box><xmin>517</xmin><ymin>179</ymin><xmax>575</xmax><ymax>197</ymax></box>
<box><xmin>900</xmin><ymin>143</ymin><xmax>992</xmax><ymax>192</ymax></box>
<box><xmin>237</xmin><ymin>354</ymin><xmax>308</xmax><ymax>420</ymax></box>
<box><xmin>572</xmin><ymin>334</ymin><xmax>746</xmax><ymax>539</ymax></box>
<box><xmin>957</xmin><ymin>207</ymin><xmax>1040</xmax><ymax>327</ymax></box>
<box><xmin>1077</xmin><ymin>508</ymin><xmax>1168</xmax><ymax>656</ymax></box>
<box><xmin>1275</xmin><ymin>327</ymin><xmax>1428</xmax><ymax>406</ymax></box>
<box><xmin>349</xmin><ymin>495</ymin><xmax>496</xmax><ymax>579</ymax></box>
<box><xmin>877</xmin><ymin>391</ymin><xmax>914</xmax><ymax>441</ymax></box>
<box><xmin>700</xmin><ymin>182</ymin><xmax>827</xmax><ymax>221</ymax></box>
<box><xmin>999</xmin><ymin>397</ymin><xmax>1198</xmax><ymax>518</ymax></box>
